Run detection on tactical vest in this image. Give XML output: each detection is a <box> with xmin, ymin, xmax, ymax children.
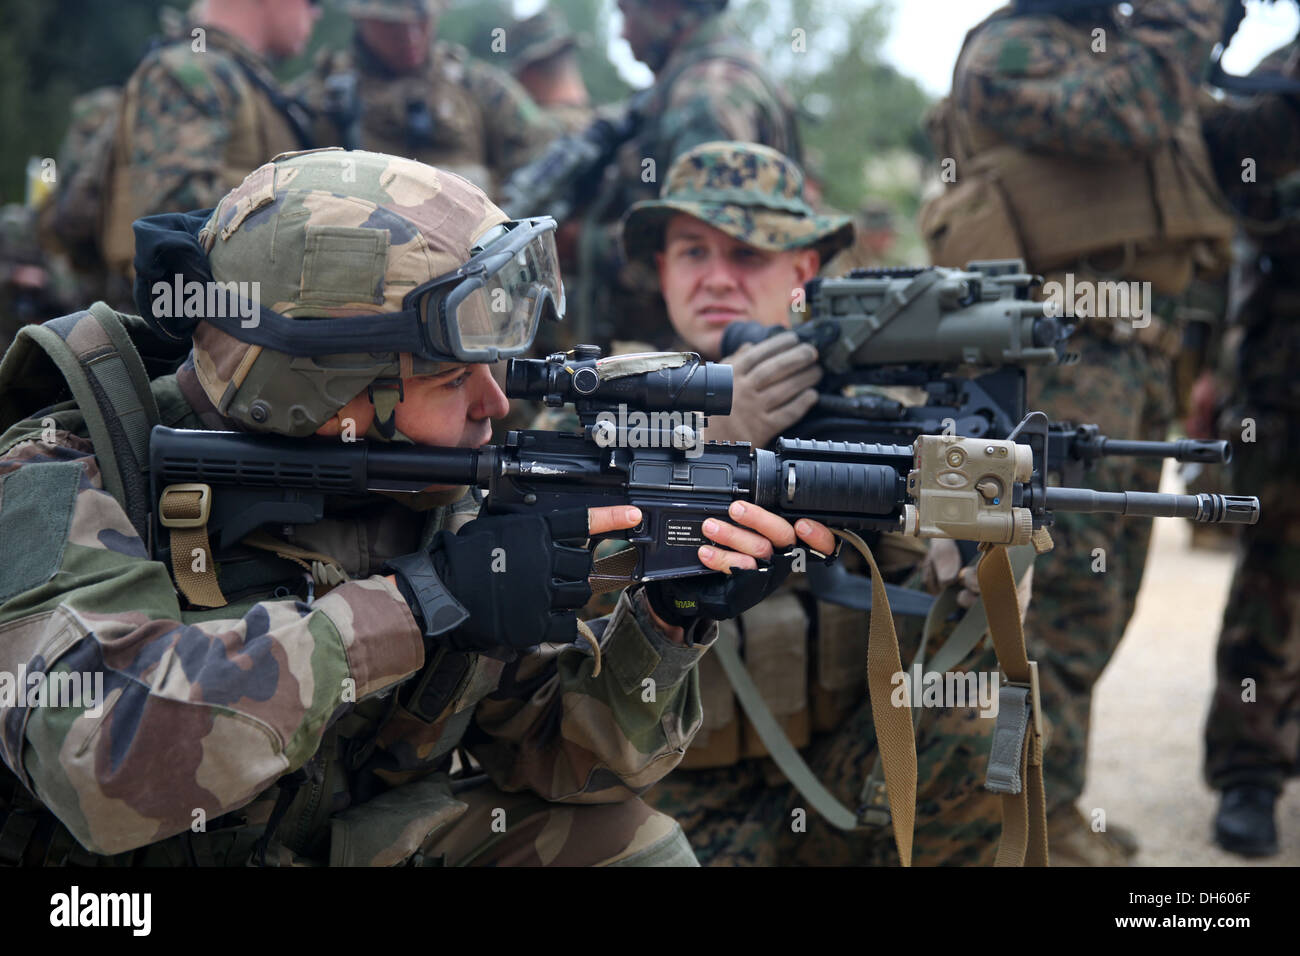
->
<box><xmin>920</xmin><ymin>11</ymin><xmax>1235</xmax><ymax>295</ymax></box>
<box><xmin>0</xmin><ymin>306</ymin><xmax>481</xmax><ymax>866</ymax></box>
<box><xmin>310</xmin><ymin>43</ymin><xmax>495</xmax><ymax>195</ymax></box>
<box><xmin>101</xmin><ymin>33</ymin><xmax>308</xmax><ymax>277</ymax></box>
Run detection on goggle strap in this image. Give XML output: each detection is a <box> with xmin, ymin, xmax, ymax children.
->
<box><xmin>201</xmin><ymin>300</ymin><xmax>440</xmax><ymax>359</ymax></box>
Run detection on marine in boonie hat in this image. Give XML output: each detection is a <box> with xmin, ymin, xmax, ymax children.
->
<box><xmin>620</xmin><ymin>141</ymin><xmax>854</xmax><ymax>269</ymax></box>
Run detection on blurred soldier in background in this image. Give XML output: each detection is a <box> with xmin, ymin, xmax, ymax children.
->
<box><xmin>507</xmin><ymin>8</ymin><xmax>594</xmax><ymax>134</ymax></box>
<box><xmin>570</xmin><ymin>0</ymin><xmax>803</xmax><ymax>346</ymax></box>
<box><xmin>295</xmin><ymin>0</ymin><xmax>555</xmax><ymax>198</ymax></box>
<box><xmin>825</xmin><ymin>199</ymin><xmax>900</xmax><ymax>273</ymax></box>
<box><xmin>99</xmin><ymin>0</ymin><xmax>320</xmax><ymax>278</ymax></box>
<box><xmin>920</xmin><ymin>0</ymin><xmax>1237</xmax><ymax>864</ymax></box>
<box><xmin>0</xmin><ymin>205</ymin><xmax>79</xmax><ymax>354</ymax></box>
<box><xmin>1200</xmin><ymin>40</ymin><xmax>1300</xmax><ymax>858</ymax></box>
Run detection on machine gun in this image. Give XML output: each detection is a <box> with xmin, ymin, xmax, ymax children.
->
<box><xmin>720</xmin><ymin>259</ymin><xmax>1234</xmax><ymax>489</ymax></box>
<box><xmin>500</xmin><ymin>90</ymin><xmax>650</xmax><ymax>223</ymax></box>
<box><xmin>148</xmin><ymin>346</ymin><xmax>1258</xmax><ymax>599</ymax></box>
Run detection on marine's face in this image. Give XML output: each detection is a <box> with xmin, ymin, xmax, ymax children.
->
<box><xmin>316</xmin><ymin>364</ymin><xmax>509</xmax><ymax>484</ymax></box>
<box><xmin>617</xmin><ymin>0</ymin><xmax>675</xmax><ymax>67</ymax></box>
<box><xmin>356</xmin><ymin>15</ymin><xmax>436</xmax><ymax>73</ymax></box>
<box><xmin>263</xmin><ymin>0</ymin><xmax>321</xmax><ymax>59</ymax></box>
<box><xmin>655</xmin><ymin>214</ymin><xmax>819</xmax><ymax>360</ymax></box>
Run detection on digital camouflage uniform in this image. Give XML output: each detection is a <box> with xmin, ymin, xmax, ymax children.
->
<box><xmin>605</xmin><ymin>142</ymin><xmax>1020</xmax><ymax>866</ymax></box>
<box><xmin>0</xmin><ymin>150</ymin><xmax>709</xmax><ymax>867</ymax></box>
<box><xmin>100</xmin><ymin>25</ymin><xmax>311</xmax><ymax>278</ymax></box>
<box><xmin>574</xmin><ymin>5</ymin><xmax>802</xmax><ymax>347</ymax></box>
<box><xmin>921</xmin><ymin>0</ymin><xmax>1237</xmax><ymax>861</ymax></box>
<box><xmin>293</xmin><ymin>0</ymin><xmax>556</xmax><ymax>200</ymax></box>
<box><xmin>1202</xmin><ymin>43</ymin><xmax>1300</xmax><ymax>797</ymax></box>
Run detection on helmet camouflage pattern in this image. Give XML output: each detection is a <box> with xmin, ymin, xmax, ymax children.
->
<box><xmin>620</xmin><ymin>141</ymin><xmax>853</xmax><ymax>268</ymax></box>
<box><xmin>192</xmin><ymin>147</ymin><xmax>508</xmax><ymax>438</ymax></box>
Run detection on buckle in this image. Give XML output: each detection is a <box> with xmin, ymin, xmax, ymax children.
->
<box><xmin>856</xmin><ymin>779</ymin><xmax>891</xmax><ymax>828</ymax></box>
<box><xmin>1005</xmin><ymin>659</ymin><xmax>1043</xmax><ymax>740</ymax></box>
<box><xmin>159</xmin><ymin>483</ymin><xmax>212</xmax><ymax>529</ymax></box>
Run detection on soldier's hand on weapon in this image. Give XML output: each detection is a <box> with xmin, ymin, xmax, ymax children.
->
<box><xmin>922</xmin><ymin>538</ymin><xmax>982</xmax><ymax>609</ymax></box>
<box><xmin>385</xmin><ymin>506</ymin><xmax>645</xmax><ymax>655</ymax></box>
<box><xmin>699</xmin><ymin>330</ymin><xmax>822</xmax><ymax>448</ymax></box>
<box><xmin>643</xmin><ymin>501</ymin><xmax>836</xmax><ymax>627</ymax></box>
<box><xmin>921</xmin><ymin>538</ymin><xmax>1033</xmax><ymax>618</ymax></box>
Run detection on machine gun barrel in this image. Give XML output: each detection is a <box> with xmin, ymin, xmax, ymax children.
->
<box><xmin>1079</xmin><ymin>437</ymin><xmax>1230</xmax><ymax>464</ymax></box>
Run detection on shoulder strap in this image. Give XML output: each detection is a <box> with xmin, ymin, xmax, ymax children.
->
<box><xmin>0</xmin><ymin>303</ymin><xmax>161</xmax><ymax>542</ymax></box>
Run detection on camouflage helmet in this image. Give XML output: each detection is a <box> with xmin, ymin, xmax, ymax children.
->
<box><xmin>507</xmin><ymin>9</ymin><xmax>581</xmax><ymax>74</ymax></box>
<box><xmin>190</xmin><ymin>148</ymin><xmax>508</xmax><ymax>438</ymax></box>
<box><xmin>344</xmin><ymin>0</ymin><xmax>445</xmax><ymax>22</ymax></box>
<box><xmin>621</xmin><ymin>141</ymin><xmax>854</xmax><ymax>269</ymax></box>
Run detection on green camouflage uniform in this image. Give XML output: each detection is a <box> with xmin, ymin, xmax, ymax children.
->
<box><xmin>926</xmin><ymin>2</ymin><xmax>1236</xmax><ymax>855</ymax></box>
<box><xmin>293</xmin><ymin>1</ymin><xmax>556</xmax><ymax>200</ymax></box>
<box><xmin>99</xmin><ymin>25</ymin><xmax>310</xmax><ymax>278</ymax></box>
<box><xmin>1202</xmin><ymin>44</ymin><xmax>1300</xmax><ymax>795</ymax></box>
<box><xmin>575</xmin><ymin>8</ymin><xmax>803</xmax><ymax>347</ymax></box>
<box><xmin>0</xmin><ymin>150</ymin><xmax>708</xmax><ymax>867</ymax></box>
<box><xmin>603</xmin><ymin>142</ymin><xmax>1014</xmax><ymax>866</ymax></box>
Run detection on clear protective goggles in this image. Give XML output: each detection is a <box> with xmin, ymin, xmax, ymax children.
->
<box><xmin>404</xmin><ymin>216</ymin><xmax>565</xmax><ymax>363</ymax></box>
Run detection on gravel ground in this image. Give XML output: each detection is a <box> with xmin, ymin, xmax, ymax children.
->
<box><xmin>1078</xmin><ymin>464</ymin><xmax>1298</xmax><ymax>867</ymax></box>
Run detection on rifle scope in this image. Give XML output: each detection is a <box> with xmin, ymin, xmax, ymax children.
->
<box><xmin>506</xmin><ymin>345</ymin><xmax>733</xmax><ymax>416</ymax></box>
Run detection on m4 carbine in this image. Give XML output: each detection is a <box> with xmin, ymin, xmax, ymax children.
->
<box><xmin>148</xmin><ymin>347</ymin><xmax>1258</xmax><ymax>596</ymax></box>
<box><xmin>720</xmin><ymin>259</ymin><xmax>1234</xmax><ymax>488</ymax></box>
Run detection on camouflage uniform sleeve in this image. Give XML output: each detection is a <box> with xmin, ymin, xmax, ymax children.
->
<box><xmin>469</xmin><ymin>588</ymin><xmax>717</xmax><ymax>802</ymax></box>
<box><xmin>464</xmin><ymin>59</ymin><xmax>559</xmax><ymax>179</ymax></box>
<box><xmin>958</xmin><ymin>0</ymin><xmax>1222</xmax><ymax>159</ymax></box>
<box><xmin>658</xmin><ymin>60</ymin><xmax>791</xmax><ymax>164</ymax></box>
<box><xmin>0</xmin><ymin>434</ymin><xmax>424</xmax><ymax>855</ymax></box>
<box><xmin>115</xmin><ymin>49</ymin><xmax>246</xmax><ymax>220</ymax></box>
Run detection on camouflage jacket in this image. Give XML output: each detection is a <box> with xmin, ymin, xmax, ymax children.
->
<box><xmin>293</xmin><ymin>40</ymin><xmax>557</xmax><ymax>199</ymax></box>
<box><xmin>99</xmin><ymin>27</ymin><xmax>309</xmax><ymax>277</ymax></box>
<box><xmin>0</xmin><ymin>345</ymin><xmax>712</xmax><ymax>864</ymax></box>
<box><xmin>575</xmin><ymin>15</ymin><xmax>803</xmax><ymax>345</ymax></box>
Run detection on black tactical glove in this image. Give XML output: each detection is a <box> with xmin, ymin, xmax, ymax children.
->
<box><xmin>642</xmin><ymin>549</ymin><xmax>801</xmax><ymax>628</ymax></box>
<box><xmin>384</xmin><ymin>510</ymin><xmax>594</xmax><ymax>655</ymax></box>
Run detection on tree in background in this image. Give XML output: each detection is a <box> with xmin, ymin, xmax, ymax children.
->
<box><xmin>730</xmin><ymin>0</ymin><xmax>932</xmax><ymax>229</ymax></box>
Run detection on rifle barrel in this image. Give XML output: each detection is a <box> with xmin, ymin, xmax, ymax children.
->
<box><xmin>1045</xmin><ymin>488</ymin><xmax>1259</xmax><ymax>525</ymax></box>
<box><xmin>1093</xmin><ymin>437</ymin><xmax>1231</xmax><ymax>464</ymax></box>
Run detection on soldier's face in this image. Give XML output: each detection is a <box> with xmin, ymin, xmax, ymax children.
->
<box><xmin>264</xmin><ymin>0</ymin><xmax>321</xmax><ymax>59</ymax></box>
<box><xmin>356</xmin><ymin>16</ymin><xmax>435</xmax><ymax>73</ymax></box>
<box><xmin>317</xmin><ymin>365</ymin><xmax>509</xmax><ymax>484</ymax></box>
<box><xmin>656</xmin><ymin>215</ymin><xmax>820</xmax><ymax>361</ymax></box>
<box><xmin>617</xmin><ymin>0</ymin><xmax>677</xmax><ymax>67</ymax></box>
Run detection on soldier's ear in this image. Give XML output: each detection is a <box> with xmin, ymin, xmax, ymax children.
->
<box><xmin>792</xmin><ymin>248</ymin><xmax>820</xmax><ymax>286</ymax></box>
